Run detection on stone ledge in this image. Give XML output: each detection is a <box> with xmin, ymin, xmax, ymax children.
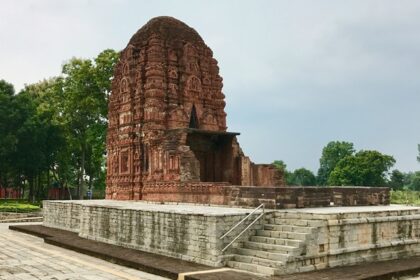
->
<box><xmin>327</xmin><ymin>214</ymin><xmax>420</xmax><ymax>225</ymax></box>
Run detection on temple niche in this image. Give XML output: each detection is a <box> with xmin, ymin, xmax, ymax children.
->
<box><xmin>106</xmin><ymin>16</ymin><xmax>284</xmax><ymax>202</ymax></box>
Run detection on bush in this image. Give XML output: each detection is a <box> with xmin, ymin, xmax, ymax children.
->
<box><xmin>391</xmin><ymin>190</ymin><xmax>420</xmax><ymax>205</ymax></box>
<box><xmin>0</xmin><ymin>199</ymin><xmax>41</xmax><ymax>213</ymax></box>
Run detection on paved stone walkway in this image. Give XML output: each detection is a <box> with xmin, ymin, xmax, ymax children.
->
<box><xmin>0</xmin><ymin>223</ymin><xmax>169</xmax><ymax>280</ymax></box>
<box><xmin>5</xmin><ymin>222</ymin><xmax>420</xmax><ymax>280</ymax></box>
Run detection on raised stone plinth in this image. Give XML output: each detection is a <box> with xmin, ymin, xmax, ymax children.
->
<box><xmin>43</xmin><ymin>200</ymin><xmax>420</xmax><ymax>276</ymax></box>
<box><xmin>43</xmin><ymin>200</ymin><xmax>264</xmax><ymax>267</ymax></box>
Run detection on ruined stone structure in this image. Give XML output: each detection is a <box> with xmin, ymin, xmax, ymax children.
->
<box><xmin>106</xmin><ymin>17</ymin><xmax>284</xmax><ymax>201</ymax></box>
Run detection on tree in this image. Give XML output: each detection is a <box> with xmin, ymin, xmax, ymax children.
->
<box><xmin>288</xmin><ymin>168</ymin><xmax>316</xmax><ymax>186</ymax></box>
<box><xmin>328</xmin><ymin>150</ymin><xmax>395</xmax><ymax>186</ymax></box>
<box><xmin>411</xmin><ymin>172</ymin><xmax>420</xmax><ymax>191</ymax></box>
<box><xmin>389</xmin><ymin>169</ymin><xmax>405</xmax><ymax>190</ymax></box>
<box><xmin>60</xmin><ymin>49</ymin><xmax>119</xmax><ymax>198</ymax></box>
<box><xmin>272</xmin><ymin>160</ymin><xmax>294</xmax><ymax>185</ymax></box>
<box><xmin>0</xmin><ymin>49</ymin><xmax>117</xmax><ymax>201</ymax></box>
<box><xmin>317</xmin><ymin>141</ymin><xmax>355</xmax><ymax>186</ymax></box>
<box><xmin>17</xmin><ymin>80</ymin><xmax>67</xmax><ymax>201</ymax></box>
<box><xmin>418</xmin><ymin>144</ymin><xmax>420</xmax><ymax>163</ymax></box>
<box><xmin>272</xmin><ymin>160</ymin><xmax>287</xmax><ymax>172</ymax></box>
<box><xmin>0</xmin><ymin>80</ymin><xmax>14</xmax><ymax>96</ymax></box>
<box><xmin>403</xmin><ymin>171</ymin><xmax>420</xmax><ymax>191</ymax></box>
<box><xmin>0</xmin><ymin>80</ymin><xmax>16</xmax><ymax>188</ymax></box>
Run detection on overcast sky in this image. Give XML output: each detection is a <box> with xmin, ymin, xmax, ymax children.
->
<box><xmin>1</xmin><ymin>0</ymin><xmax>420</xmax><ymax>173</ymax></box>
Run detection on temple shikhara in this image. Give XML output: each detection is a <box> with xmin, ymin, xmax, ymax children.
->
<box><xmin>106</xmin><ymin>17</ymin><xmax>284</xmax><ymax>202</ymax></box>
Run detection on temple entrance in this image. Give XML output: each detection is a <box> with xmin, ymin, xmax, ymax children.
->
<box><xmin>189</xmin><ymin>105</ymin><xmax>199</xmax><ymax>129</ymax></box>
<box><xmin>186</xmin><ymin>130</ymin><xmax>239</xmax><ymax>184</ymax></box>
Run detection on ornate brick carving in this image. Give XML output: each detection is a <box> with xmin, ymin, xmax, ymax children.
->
<box><xmin>106</xmin><ymin>16</ymin><xmax>284</xmax><ymax>201</ymax></box>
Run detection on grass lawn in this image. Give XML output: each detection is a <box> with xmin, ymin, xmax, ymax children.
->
<box><xmin>0</xmin><ymin>199</ymin><xmax>41</xmax><ymax>213</ymax></box>
<box><xmin>391</xmin><ymin>190</ymin><xmax>420</xmax><ymax>206</ymax></box>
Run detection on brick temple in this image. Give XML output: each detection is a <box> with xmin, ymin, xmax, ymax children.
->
<box><xmin>105</xmin><ymin>16</ymin><xmax>389</xmax><ymax>208</ymax></box>
<box><xmin>106</xmin><ymin>17</ymin><xmax>284</xmax><ymax>202</ymax></box>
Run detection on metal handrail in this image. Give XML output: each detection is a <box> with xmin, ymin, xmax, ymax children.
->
<box><xmin>220</xmin><ymin>204</ymin><xmax>265</xmax><ymax>252</ymax></box>
<box><xmin>220</xmin><ymin>204</ymin><xmax>264</xmax><ymax>239</ymax></box>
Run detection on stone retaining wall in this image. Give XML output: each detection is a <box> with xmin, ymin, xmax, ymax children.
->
<box><xmin>229</xmin><ymin>186</ymin><xmax>389</xmax><ymax>208</ymax></box>
<box><xmin>43</xmin><ymin>201</ymin><xmax>263</xmax><ymax>266</ymax></box>
<box><xmin>43</xmin><ymin>202</ymin><xmax>81</xmax><ymax>233</ymax></box>
<box><xmin>139</xmin><ymin>186</ymin><xmax>389</xmax><ymax>209</ymax></box>
<box><xmin>275</xmin><ymin>207</ymin><xmax>420</xmax><ymax>273</ymax></box>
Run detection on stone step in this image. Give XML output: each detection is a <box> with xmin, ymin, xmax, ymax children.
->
<box><xmin>267</xmin><ymin>218</ymin><xmax>324</xmax><ymax>227</ymax></box>
<box><xmin>232</xmin><ymin>254</ymin><xmax>283</xmax><ymax>268</ymax></box>
<box><xmin>243</xmin><ymin>241</ymin><xmax>301</xmax><ymax>255</ymax></box>
<box><xmin>227</xmin><ymin>260</ymin><xmax>279</xmax><ymax>275</ymax></box>
<box><xmin>256</xmin><ymin>229</ymin><xmax>308</xmax><ymax>240</ymax></box>
<box><xmin>250</xmin><ymin>235</ymin><xmax>303</xmax><ymax>247</ymax></box>
<box><xmin>263</xmin><ymin>223</ymin><xmax>315</xmax><ymax>233</ymax></box>
<box><xmin>235</xmin><ymin>247</ymin><xmax>289</xmax><ymax>262</ymax></box>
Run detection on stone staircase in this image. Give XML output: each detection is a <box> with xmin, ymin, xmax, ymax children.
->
<box><xmin>227</xmin><ymin>212</ymin><xmax>317</xmax><ymax>275</ymax></box>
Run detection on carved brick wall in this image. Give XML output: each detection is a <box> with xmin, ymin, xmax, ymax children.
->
<box><xmin>106</xmin><ymin>17</ymin><xmax>284</xmax><ymax>201</ymax></box>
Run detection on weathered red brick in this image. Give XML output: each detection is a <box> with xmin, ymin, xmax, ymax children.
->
<box><xmin>106</xmin><ymin>17</ymin><xmax>284</xmax><ymax>202</ymax></box>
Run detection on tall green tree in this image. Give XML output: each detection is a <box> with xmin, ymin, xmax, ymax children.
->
<box><xmin>328</xmin><ymin>150</ymin><xmax>395</xmax><ymax>186</ymax></box>
<box><xmin>17</xmin><ymin>80</ymin><xmax>67</xmax><ymax>201</ymax></box>
<box><xmin>273</xmin><ymin>160</ymin><xmax>295</xmax><ymax>185</ymax></box>
<box><xmin>388</xmin><ymin>169</ymin><xmax>405</xmax><ymax>190</ymax></box>
<box><xmin>272</xmin><ymin>160</ymin><xmax>287</xmax><ymax>172</ymax></box>
<box><xmin>411</xmin><ymin>172</ymin><xmax>420</xmax><ymax>191</ymax></box>
<box><xmin>60</xmin><ymin>49</ymin><xmax>119</xmax><ymax>198</ymax></box>
<box><xmin>403</xmin><ymin>171</ymin><xmax>420</xmax><ymax>191</ymax></box>
<box><xmin>418</xmin><ymin>144</ymin><xmax>420</xmax><ymax>163</ymax></box>
<box><xmin>0</xmin><ymin>49</ymin><xmax>117</xmax><ymax>201</ymax></box>
<box><xmin>0</xmin><ymin>80</ymin><xmax>16</xmax><ymax>188</ymax></box>
<box><xmin>288</xmin><ymin>168</ymin><xmax>316</xmax><ymax>186</ymax></box>
<box><xmin>317</xmin><ymin>141</ymin><xmax>355</xmax><ymax>186</ymax></box>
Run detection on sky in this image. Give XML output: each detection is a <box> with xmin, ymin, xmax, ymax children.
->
<box><xmin>1</xmin><ymin>0</ymin><xmax>420</xmax><ymax>173</ymax></box>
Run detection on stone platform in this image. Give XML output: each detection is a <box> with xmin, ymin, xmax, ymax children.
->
<box><xmin>43</xmin><ymin>200</ymin><xmax>265</xmax><ymax>267</ymax></box>
<box><xmin>43</xmin><ymin>200</ymin><xmax>420</xmax><ymax>276</ymax></box>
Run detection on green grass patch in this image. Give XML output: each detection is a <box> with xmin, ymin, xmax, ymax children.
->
<box><xmin>0</xmin><ymin>199</ymin><xmax>41</xmax><ymax>213</ymax></box>
<box><xmin>391</xmin><ymin>190</ymin><xmax>420</xmax><ymax>206</ymax></box>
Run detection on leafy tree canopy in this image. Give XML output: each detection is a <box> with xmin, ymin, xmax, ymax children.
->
<box><xmin>403</xmin><ymin>171</ymin><xmax>420</xmax><ymax>191</ymax></box>
<box><xmin>411</xmin><ymin>172</ymin><xmax>420</xmax><ymax>191</ymax></box>
<box><xmin>418</xmin><ymin>144</ymin><xmax>420</xmax><ymax>163</ymax></box>
<box><xmin>317</xmin><ymin>141</ymin><xmax>355</xmax><ymax>186</ymax></box>
<box><xmin>0</xmin><ymin>49</ymin><xmax>119</xmax><ymax>201</ymax></box>
<box><xmin>272</xmin><ymin>160</ymin><xmax>287</xmax><ymax>172</ymax></box>
<box><xmin>288</xmin><ymin>168</ymin><xmax>316</xmax><ymax>186</ymax></box>
<box><xmin>272</xmin><ymin>161</ymin><xmax>316</xmax><ymax>186</ymax></box>
<box><xmin>328</xmin><ymin>150</ymin><xmax>395</xmax><ymax>186</ymax></box>
<box><xmin>389</xmin><ymin>169</ymin><xmax>405</xmax><ymax>190</ymax></box>
<box><xmin>0</xmin><ymin>80</ymin><xmax>15</xmax><ymax>96</ymax></box>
